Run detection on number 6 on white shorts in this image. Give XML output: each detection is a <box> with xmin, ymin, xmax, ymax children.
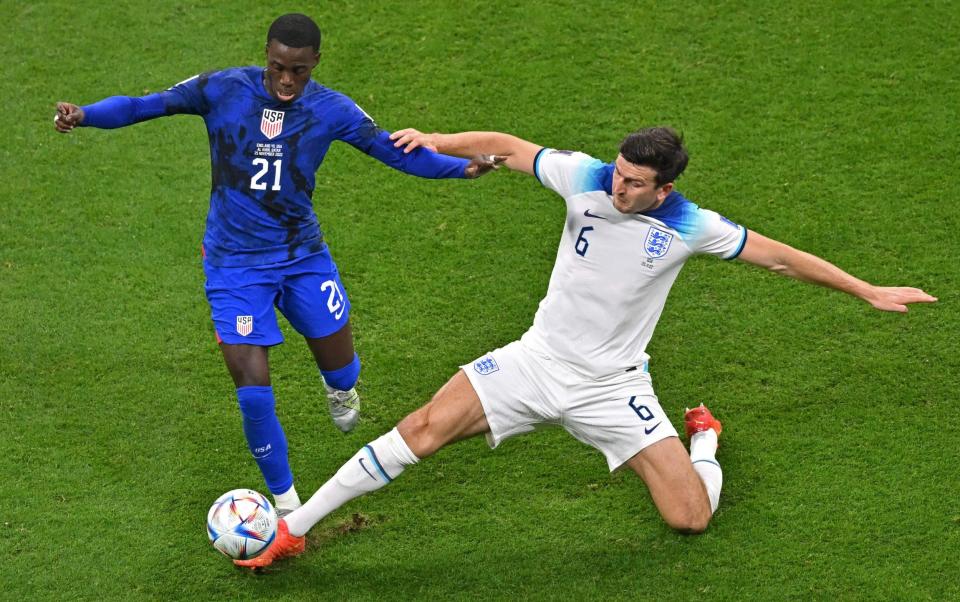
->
<box><xmin>628</xmin><ymin>396</ymin><xmax>655</xmax><ymax>421</ymax></box>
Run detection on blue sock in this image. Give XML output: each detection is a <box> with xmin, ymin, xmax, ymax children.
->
<box><xmin>321</xmin><ymin>353</ymin><xmax>361</xmax><ymax>391</ymax></box>
<box><xmin>236</xmin><ymin>386</ymin><xmax>293</xmax><ymax>495</ymax></box>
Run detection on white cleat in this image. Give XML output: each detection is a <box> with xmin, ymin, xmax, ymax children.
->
<box><xmin>325</xmin><ymin>383</ymin><xmax>360</xmax><ymax>432</ymax></box>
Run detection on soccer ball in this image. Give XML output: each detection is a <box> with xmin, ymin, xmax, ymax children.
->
<box><xmin>206</xmin><ymin>488</ymin><xmax>277</xmax><ymax>560</ymax></box>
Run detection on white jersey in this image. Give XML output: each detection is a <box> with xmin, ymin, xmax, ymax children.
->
<box><xmin>520</xmin><ymin>149</ymin><xmax>747</xmax><ymax>378</ymax></box>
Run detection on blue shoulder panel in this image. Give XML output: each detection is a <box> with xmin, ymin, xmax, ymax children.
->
<box><xmin>642</xmin><ymin>191</ymin><xmax>702</xmax><ymax>239</ymax></box>
<box><xmin>573</xmin><ymin>159</ymin><xmax>614</xmax><ymax>195</ymax></box>
<box><xmin>597</xmin><ymin>162</ymin><xmax>614</xmax><ymax>195</ymax></box>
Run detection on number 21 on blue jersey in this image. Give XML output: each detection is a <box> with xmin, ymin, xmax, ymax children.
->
<box><xmin>251</xmin><ymin>159</ymin><xmax>281</xmax><ymax>191</ymax></box>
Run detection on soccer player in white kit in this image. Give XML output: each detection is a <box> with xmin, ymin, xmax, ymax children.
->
<box><xmin>236</xmin><ymin>126</ymin><xmax>937</xmax><ymax>568</ymax></box>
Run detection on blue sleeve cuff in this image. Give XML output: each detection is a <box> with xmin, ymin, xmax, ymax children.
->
<box><xmin>533</xmin><ymin>147</ymin><xmax>548</xmax><ymax>184</ymax></box>
<box><xmin>726</xmin><ymin>227</ymin><xmax>748</xmax><ymax>260</ymax></box>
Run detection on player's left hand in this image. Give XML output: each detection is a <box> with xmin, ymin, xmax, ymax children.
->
<box><xmin>54</xmin><ymin>102</ymin><xmax>84</xmax><ymax>133</ymax></box>
<box><xmin>464</xmin><ymin>154</ymin><xmax>506</xmax><ymax>179</ymax></box>
<box><xmin>864</xmin><ymin>286</ymin><xmax>937</xmax><ymax>312</ymax></box>
<box><xmin>390</xmin><ymin>128</ymin><xmax>437</xmax><ymax>153</ymax></box>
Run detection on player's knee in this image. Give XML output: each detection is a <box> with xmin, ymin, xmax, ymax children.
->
<box><xmin>671</xmin><ymin>518</ymin><xmax>710</xmax><ymax>535</ymax></box>
<box><xmin>236</xmin><ymin>386</ymin><xmax>275</xmax><ymax>420</ymax></box>
<box><xmin>397</xmin><ymin>408</ymin><xmax>443</xmax><ymax>459</ymax></box>
<box><xmin>322</xmin><ymin>353</ymin><xmax>360</xmax><ymax>391</ymax></box>
<box><xmin>663</xmin><ymin>506</ymin><xmax>712</xmax><ymax>534</ymax></box>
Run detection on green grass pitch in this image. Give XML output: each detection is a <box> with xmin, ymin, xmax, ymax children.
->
<box><xmin>2</xmin><ymin>1</ymin><xmax>958</xmax><ymax>600</ymax></box>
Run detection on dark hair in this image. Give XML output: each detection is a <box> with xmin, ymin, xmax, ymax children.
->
<box><xmin>267</xmin><ymin>13</ymin><xmax>321</xmax><ymax>52</ymax></box>
<box><xmin>619</xmin><ymin>127</ymin><xmax>688</xmax><ymax>186</ymax></box>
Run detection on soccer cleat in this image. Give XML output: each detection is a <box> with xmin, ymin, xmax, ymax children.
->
<box><xmin>684</xmin><ymin>403</ymin><xmax>722</xmax><ymax>439</ymax></box>
<box><xmin>325</xmin><ymin>383</ymin><xmax>360</xmax><ymax>432</ymax></box>
<box><xmin>233</xmin><ymin>518</ymin><xmax>305</xmax><ymax>569</ymax></box>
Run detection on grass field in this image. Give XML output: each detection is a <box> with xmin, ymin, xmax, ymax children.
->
<box><xmin>3</xmin><ymin>1</ymin><xmax>958</xmax><ymax>600</ymax></box>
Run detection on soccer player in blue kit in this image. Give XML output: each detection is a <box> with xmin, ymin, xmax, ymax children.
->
<box><xmin>52</xmin><ymin>14</ymin><xmax>500</xmax><ymax>515</ymax></box>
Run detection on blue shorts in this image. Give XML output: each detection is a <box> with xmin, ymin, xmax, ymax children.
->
<box><xmin>203</xmin><ymin>249</ymin><xmax>351</xmax><ymax>346</ymax></box>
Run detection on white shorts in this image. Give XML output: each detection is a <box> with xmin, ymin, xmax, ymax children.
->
<box><xmin>462</xmin><ymin>339</ymin><xmax>678</xmax><ymax>471</ymax></box>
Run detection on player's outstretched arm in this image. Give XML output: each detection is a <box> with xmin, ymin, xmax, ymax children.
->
<box><xmin>736</xmin><ymin>230</ymin><xmax>937</xmax><ymax>312</ymax></box>
<box><xmin>53</xmin><ymin>102</ymin><xmax>85</xmax><ymax>133</ymax></box>
<box><xmin>52</xmin><ymin>90</ymin><xmax>186</xmax><ymax>132</ymax></box>
<box><xmin>391</xmin><ymin>129</ymin><xmax>542</xmax><ymax>176</ymax></box>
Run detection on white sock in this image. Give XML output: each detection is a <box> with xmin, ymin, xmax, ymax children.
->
<box><xmin>273</xmin><ymin>485</ymin><xmax>301</xmax><ymax>513</ymax></box>
<box><xmin>284</xmin><ymin>428</ymin><xmax>419</xmax><ymax>537</ymax></box>
<box><xmin>690</xmin><ymin>429</ymin><xmax>722</xmax><ymax>513</ymax></box>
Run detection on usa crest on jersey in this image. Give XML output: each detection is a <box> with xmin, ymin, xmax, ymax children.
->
<box><xmin>260</xmin><ymin>109</ymin><xmax>284</xmax><ymax>139</ymax></box>
<box><xmin>644</xmin><ymin>227</ymin><xmax>674</xmax><ymax>259</ymax></box>
<box><xmin>236</xmin><ymin>315</ymin><xmax>253</xmax><ymax>337</ymax></box>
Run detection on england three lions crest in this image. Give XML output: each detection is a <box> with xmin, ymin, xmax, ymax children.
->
<box><xmin>473</xmin><ymin>356</ymin><xmax>499</xmax><ymax>375</ymax></box>
<box><xmin>644</xmin><ymin>227</ymin><xmax>674</xmax><ymax>258</ymax></box>
<box><xmin>260</xmin><ymin>109</ymin><xmax>285</xmax><ymax>139</ymax></box>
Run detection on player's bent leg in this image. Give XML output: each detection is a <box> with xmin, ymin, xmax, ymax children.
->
<box><xmin>625</xmin><ymin>437</ymin><xmax>714</xmax><ymax>534</ymax></box>
<box><xmin>277</xmin><ymin>370</ymin><xmax>491</xmax><ymax>549</ymax></box>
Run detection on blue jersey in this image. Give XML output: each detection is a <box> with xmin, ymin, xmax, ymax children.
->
<box><xmin>80</xmin><ymin>67</ymin><xmax>469</xmax><ymax>266</ymax></box>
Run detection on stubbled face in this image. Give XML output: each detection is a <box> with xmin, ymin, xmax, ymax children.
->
<box><xmin>611</xmin><ymin>155</ymin><xmax>673</xmax><ymax>213</ymax></box>
<box><xmin>264</xmin><ymin>39</ymin><xmax>319</xmax><ymax>103</ymax></box>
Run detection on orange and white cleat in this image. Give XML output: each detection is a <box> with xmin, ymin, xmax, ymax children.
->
<box><xmin>683</xmin><ymin>403</ymin><xmax>722</xmax><ymax>439</ymax></box>
<box><xmin>233</xmin><ymin>518</ymin><xmax>305</xmax><ymax>569</ymax></box>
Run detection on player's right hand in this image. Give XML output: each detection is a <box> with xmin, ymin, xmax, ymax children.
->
<box><xmin>465</xmin><ymin>154</ymin><xmax>507</xmax><ymax>179</ymax></box>
<box><xmin>864</xmin><ymin>286</ymin><xmax>937</xmax><ymax>313</ymax></box>
<box><xmin>54</xmin><ymin>102</ymin><xmax>84</xmax><ymax>133</ymax></box>
<box><xmin>390</xmin><ymin>128</ymin><xmax>438</xmax><ymax>154</ymax></box>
